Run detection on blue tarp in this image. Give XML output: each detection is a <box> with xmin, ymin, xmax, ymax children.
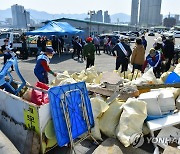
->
<box><xmin>26</xmin><ymin>21</ymin><xmax>83</xmax><ymax>36</ymax></box>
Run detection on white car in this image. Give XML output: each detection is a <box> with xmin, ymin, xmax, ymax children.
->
<box><xmin>173</xmin><ymin>31</ymin><xmax>180</xmax><ymax>38</ymax></box>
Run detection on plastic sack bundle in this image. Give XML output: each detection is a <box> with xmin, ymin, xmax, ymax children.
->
<box><xmin>131</xmin><ymin>68</ymin><xmax>157</xmax><ymax>85</ymax></box>
<box><xmin>99</xmin><ymin>99</ymin><xmax>124</xmax><ymax>138</ymax></box>
<box><xmin>22</xmin><ymin>88</ymin><xmax>32</xmax><ymax>102</ymax></box>
<box><xmin>31</xmin><ymin>82</ymin><xmax>49</xmax><ymax>106</ymax></box>
<box><xmin>51</xmin><ymin>71</ymin><xmax>70</xmax><ymax>86</ymax></box>
<box><xmin>58</xmin><ymin>78</ymin><xmax>76</xmax><ymax>86</ymax></box>
<box><xmin>116</xmin><ymin>98</ymin><xmax>147</xmax><ymax>147</ymax></box>
<box><xmin>85</xmin><ymin>66</ymin><xmax>99</xmax><ymax>83</ymax></box>
<box><xmin>90</xmin><ymin>96</ymin><xmax>109</xmax><ymax>140</ymax></box>
<box><xmin>90</xmin><ymin>96</ymin><xmax>109</xmax><ymax>118</ymax></box>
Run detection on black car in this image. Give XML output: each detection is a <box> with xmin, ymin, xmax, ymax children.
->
<box><xmin>148</xmin><ymin>31</ymin><xmax>155</xmax><ymax>36</ymax></box>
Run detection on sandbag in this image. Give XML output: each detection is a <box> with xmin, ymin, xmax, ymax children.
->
<box><xmin>91</xmin><ymin>118</ymin><xmax>103</xmax><ymax>141</ymax></box>
<box><xmin>174</xmin><ymin>63</ymin><xmax>180</xmax><ymax>76</ymax></box>
<box><xmin>22</xmin><ymin>88</ymin><xmax>32</xmax><ymax>102</ymax></box>
<box><xmin>116</xmin><ymin>98</ymin><xmax>147</xmax><ymax>147</ymax></box>
<box><xmin>58</xmin><ymin>78</ymin><xmax>76</xmax><ymax>86</ymax></box>
<box><xmin>160</xmin><ymin>72</ymin><xmax>171</xmax><ymax>83</ymax></box>
<box><xmin>90</xmin><ymin>96</ymin><xmax>109</xmax><ymax>140</ymax></box>
<box><xmin>90</xmin><ymin>96</ymin><xmax>109</xmax><ymax>118</ymax></box>
<box><xmin>85</xmin><ymin>66</ymin><xmax>99</xmax><ymax>83</ymax></box>
<box><xmin>51</xmin><ymin>72</ymin><xmax>70</xmax><ymax>86</ymax></box>
<box><xmin>99</xmin><ymin>99</ymin><xmax>124</xmax><ymax>138</ymax></box>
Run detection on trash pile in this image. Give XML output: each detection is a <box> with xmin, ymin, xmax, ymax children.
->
<box><xmin>18</xmin><ymin>64</ymin><xmax>180</xmax><ymax>152</ymax></box>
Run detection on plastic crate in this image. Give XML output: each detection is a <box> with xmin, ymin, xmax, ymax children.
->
<box><xmin>48</xmin><ymin>82</ymin><xmax>94</xmax><ymax>147</ymax></box>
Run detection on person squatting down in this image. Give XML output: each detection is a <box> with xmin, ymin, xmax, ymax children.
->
<box><xmin>34</xmin><ymin>47</ymin><xmax>57</xmax><ymax>84</ymax></box>
<box><xmin>142</xmin><ymin>48</ymin><xmax>164</xmax><ymax>78</ymax></box>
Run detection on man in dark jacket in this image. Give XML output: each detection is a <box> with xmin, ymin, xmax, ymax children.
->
<box><xmin>141</xmin><ymin>35</ymin><xmax>147</xmax><ymax>50</ymax></box>
<box><xmin>112</xmin><ymin>36</ymin><xmax>132</xmax><ymax>72</ymax></box>
<box><xmin>83</xmin><ymin>37</ymin><xmax>96</xmax><ymax>69</ymax></box>
<box><xmin>73</xmin><ymin>36</ymin><xmax>82</xmax><ymax>60</ymax></box>
<box><xmin>163</xmin><ymin>37</ymin><xmax>175</xmax><ymax>71</ymax></box>
<box><xmin>52</xmin><ymin>36</ymin><xmax>58</xmax><ymax>53</ymax></box>
<box><xmin>37</xmin><ymin>36</ymin><xmax>42</xmax><ymax>56</ymax></box>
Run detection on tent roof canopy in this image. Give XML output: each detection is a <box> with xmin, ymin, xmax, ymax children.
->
<box><xmin>26</xmin><ymin>21</ymin><xmax>83</xmax><ymax>36</ymax></box>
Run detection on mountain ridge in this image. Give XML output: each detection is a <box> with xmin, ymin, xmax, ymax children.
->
<box><xmin>0</xmin><ymin>8</ymin><xmax>131</xmax><ymax>23</ymax></box>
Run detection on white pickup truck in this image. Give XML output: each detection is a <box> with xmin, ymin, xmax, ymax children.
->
<box><xmin>0</xmin><ymin>32</ymin><xmax>37</xmax><ymax>53</ymax></box>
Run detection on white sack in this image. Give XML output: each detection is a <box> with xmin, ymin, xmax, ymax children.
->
<box><xmin>91</xmin><ymin>118</ymin><xmax>103</xmax><ymax>141</ymax></box>
<box><xmin>90</xmin><ymin>96</ymin><xmax>109</xmax><ymax>140</ymax></box>
<box><xmin>174</xmin><ymin>63</ymin><xmax>180</xmax><ymax>76</ymax></box>
<box><xmin>99</xmin><ymin>99</ymin><xmax>124</xmax><ymax>138</ymax></box>
<box><xmin>58</xmin><ymin>78</ymin><xmax>76</xmax><ymax>86</ymax></box>
<box><xmin>131</xmin><ymin>68</ymin><xmax>157</xmax><ymax>85</ymax></box>
<box><xmin>90</xmin><ymin>96</ymin><xmax>109</xmax><ymax>118</ymax></box>
<box><xmin>116</xmin><ymin>98</ymin><xmax>147</xmax><ymax>147</ymax></box>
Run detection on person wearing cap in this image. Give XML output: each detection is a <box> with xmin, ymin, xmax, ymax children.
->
<box><xmin>131</xmin><ymin>38</ymin><xmax>145</xmax><ymax>73</ymax></box>
<box><xmin>83</xmin><ymin>37</ymin><xmax>96</xmax><ymax>68</ymax></box>
<box><xmin>154</xmin><ymin>37</ymin><xmax>163</xmax><ymax>52</ymax></box>
<box><xmin>34</xmin><ymin>47</ymin><xmax>57</xmax><ymax>84</ymax></box>
<box><xmin>141</xmin><ymin>35</ymin><xmax>147</xmax><ymax>50</ymax></box>
<box><xmin>142</xmin><ymin>48</ymin><xmax>164</xmax><ymax>78</ymax></box>
<box><xmin>112</xmin><ymin>36</ymin><xmax>132</xmax><ymax>72</ymax></box>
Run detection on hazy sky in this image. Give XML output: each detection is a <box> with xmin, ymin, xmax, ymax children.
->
<box><xmin>0</xmin><ymin>0</ymin><xmax>179</xmax><ymax>15</ymax></box>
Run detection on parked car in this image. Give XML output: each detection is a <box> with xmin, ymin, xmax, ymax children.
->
<box><xmin>98</xmin><ymin>33</ymin><xmax>120</xmax><ymax>47</ymax></box>
<box><xmin>0</xmin><ymin>32</ymin><xmax>21</xmax><ymax>47</ymax></box>
<box><xmin>148</xmin><ymin>31</ymin><xmax>155</xmax><ymax>36</ymax></box>
<box><xmin>128</xmin><ymin>31</ymin><xmax>140</xmax><ymax>37</ymax></box>
<box><xmin>173</xmin><ymin>31</ymin><xmax>180</xmax><ymax>38</ymax></box>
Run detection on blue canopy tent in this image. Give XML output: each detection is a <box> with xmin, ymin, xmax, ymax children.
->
<box><xmin>26</xmin><ymin>21</ymin><xmax>83</xmax><ymax>36</ymax></box>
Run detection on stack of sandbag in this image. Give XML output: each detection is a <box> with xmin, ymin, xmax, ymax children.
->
<box><xmin>116</xmin><ymin>98</ymin><xmax>147</xmax><ymax>147</ymax></box>
<box><xmin>99</xmin><ymin>99</ymin><xmax>124</xmax><ymax>138</ymax></box>
<box><xmin>90</xmin><ymin>95</ymin><xmax>109</xmax><ymax>141</ymax></box>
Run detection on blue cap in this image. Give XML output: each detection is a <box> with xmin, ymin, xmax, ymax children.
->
<box><xmin>46</xmin><ymin>47</ymin><xmax>55</xmax><ymax>54</ymax></box>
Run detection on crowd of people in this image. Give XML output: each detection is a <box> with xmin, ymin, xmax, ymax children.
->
<box><xmin>0</xmin><ymin>32</ymin><xmax>177</xmax><ymax>84</ymax></box>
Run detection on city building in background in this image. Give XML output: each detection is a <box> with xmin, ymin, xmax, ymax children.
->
<box><xmin>90</xmin><ymin>10</ymin><xmax>104</xmax><ymax>23</ymax></box>
<box><xmin>163</xmin><ymin>14</ymin><xmax>176</xmax><ymax>28</ymax></box>
<box><xmin>104</xmin><ymin>11</ymin><xmax>111</xmax><ymax>23</ymax></box>
<box><xmin>139</xmin><ymin>0</ymin><xmax>162</xmax><ymax>26</ymax></box>
<box><xmin>130</xmin><ymin>0</ymin><xmax>139</xmax><ymax>25</ymax></box>
<box><xmin>175</xmin><ymin>15</ymin><xmax>180</xmax><ymax>24</ymax></box>
<box><xmin>96</xmin><ymin>10</ymin><xmax>103</xmax><ymax>22</ymax></box>
<box><xmin>11</xmin><ymin>4</ymin><xmax>30</xmax><ymax>29</ymax></box>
